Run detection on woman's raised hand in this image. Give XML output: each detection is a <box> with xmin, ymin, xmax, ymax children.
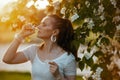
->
<box><xmin>18</xmin><ymin>23</ymin><xmax>35</xmax><ymax>38</ymax></box>
<box><xmin>14</xmin><ymin>23</ymin><xmax>36</xmax><ymax>43</ymax></box>
<box><xmin>19</xmin><ymin>23</ymin><xmax>35</xmax><ymax>39</ymax></box>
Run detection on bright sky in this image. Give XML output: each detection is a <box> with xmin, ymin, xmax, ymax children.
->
<box><xmin>0</xmin><ymin>0</ymin><xmax>49</xmax><ymax>9</ymax></box>
<box><xmin>0</xmin><ymin>0</ymin><xmax>17</xmax><ymax>9</ymax></box>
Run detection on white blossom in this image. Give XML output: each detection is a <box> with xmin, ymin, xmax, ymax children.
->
<box><xmin>85</xmin><ymin>1</ymin><xmax>90</xmax><ymax>8</ymax></box>
<box><xmin>1</xmin><ymin>16</ymin><xmax>10</xmax><ymax>22</ymax></box>
<box><xmin>93</xmin><ymin>56</ymin><xmax>98</xmax><ymax>63</ymax></box>
<box><xmin>100</xmin><ymin>13</ymin><xmax>105</xmax><ymax>21</ymax></box>
<box><xmin>17</xmin><ymin>15</ymin><xmax>26</xmax><ymax>22</ymax></box>
<box><xmin>98</xmin><ymin>0</ymin><xmax>101</xmax><ymax>3</ymax></box>
<box><xmin>96</xmin><ymin>67</ymin><xmax>103</xmax><ymax>73</ymax></box>
<box><xmin>34</xmin><ymin>0</ymin><xmax>49</xmax><ymax>9</ymax></box>
<box><xmin>84</xmin><ymin>18</ymin><xmax>90</xmax><ymax>23</ymax></box>
<box><xmin>60</xmin><ymin>7</ymin><xmax>66</xmax><ymax>14</ymax></box>
<box><xmin>77</xmin><ymin>4</ymin><xmax>81</xmax><ymax>9</ymax></box>
<box><xmin>92</xmin><ymin>67</ymin><xmax>103</xmax><ymax>80</ymax></box>
<box><xmin>116</xmin><ymin>24</ymin><xmax>120</xmax><ymax>30</ymax></box>
<box><xmin>84</xmin><ymin>18</ymin><xmax>95</xmax><ymax>29</ymax></box>
<box><xmin>88</xmin><ymin>19</ymin><xmax>95</xmax><ymax>29</ymax></box>
<box><xmin>52</xmin><ymin>0</ymin><xmax>62</xmax><ymax>10</ymax></box>
<box><xmin>101</xmin><ymin>45</ymin><xmax>107</xmax><ymax>53</ymax></box>
<box><xmin>12</xmin><ymin>23</ymin><xmax>18</xmax><ymax>28</ymax></box>
<box><xmin>110</xmin><ymin>0</ymin><xmax>117</xmax><ymax>8</ymax></box>
<box><xmin>91</xmin><ymin>46</ymin><xmax>99</xmax><ymax>54</ymax></box>
<box><xmin>116</xmin><ymin>8</ymin><xmax>120</xmax><ymax>14</ymax></box>
<box><xmin>79</xmin><ymin>44</ymin><xmax>88</xmax><ymax>53</ymax></box>
<box><xmin>71</xmin><ymin>13</ymin><xmax>79</xmax><ymax>22</ymax></box>
<box><xmin>98</xmin><ymin>4</ymin><xmax>104</xmax><ymax>15</ymax></box>
<box><xmin>26</xmin><ymin>0</ymin><xmax>34</xmax><ymax>8</ymax></box>
<box><xmin>84</xmin><ymin>50</ymin><xmax>92</xmax><ymax>60</ymax></box>
<box><xmin>113</xmin><ymin>16</ymin><xmax>120</xmax><ymax>23</ymax></box>
<box><xmin>93</xmin><ymin>9</ymin><xmax>97</xmax><ymax>15</ymax></box>
<box><xmin>97</xmin><ymin>38</ymin><xmax>102</xmax><ymax>46</ymax></box>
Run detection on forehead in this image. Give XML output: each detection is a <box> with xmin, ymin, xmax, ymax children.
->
<box><xmin>41</xmin><ymin>16</ymin><xmax>54</xmax><ymax>23</ymax></box>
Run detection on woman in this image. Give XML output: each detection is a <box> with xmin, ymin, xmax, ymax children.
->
<box><xmin>3</xmin><ymin>15</ymin><xmax>77</xmax><ymax>80</ymax></box>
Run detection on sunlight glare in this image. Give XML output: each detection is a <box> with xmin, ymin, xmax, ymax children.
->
<box><xmin>26</xmin><ymin>0</ymin><xmax>34</xmax><ymax>8</ymax></box>
<box><xmin>34</xmin><ymin>0</ymin><xmax>49</xmax><ymax>9</ymax></box>
<box><xmin>0</xmin><ymin>0</ymin><xmax>17</xmax><ymax>9</ymax></box>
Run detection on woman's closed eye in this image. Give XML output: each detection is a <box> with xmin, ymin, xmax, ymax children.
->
<box><xmin>40</xmin><ymin>22</ymin><xmax>46</xmax><ymax>26</ymax></box>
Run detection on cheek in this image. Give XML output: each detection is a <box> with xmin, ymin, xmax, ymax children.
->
<box><xmin>37</xmin><ymin>28</ymin><xmax>53</xmax><ymax>38</ymax></box>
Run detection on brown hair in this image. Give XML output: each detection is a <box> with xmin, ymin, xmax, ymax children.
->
<box><xmin>48</xmin><ymin>14</ymin><xmax>77</xmax><ymax>60</ymax></box>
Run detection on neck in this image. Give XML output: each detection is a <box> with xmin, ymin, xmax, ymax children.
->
<box><xmin>42</xmin><ymin>39</ymin><xmax>58</xmax><ymax>53</ymax></box>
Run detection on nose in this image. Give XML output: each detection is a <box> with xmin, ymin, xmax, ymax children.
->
<box><xmin>36</xmin><ymin>24</ymin><xmax>41</xmax><ymax>29</ymax></box>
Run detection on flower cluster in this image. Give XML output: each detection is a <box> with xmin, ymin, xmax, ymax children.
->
<box><xmin>1</xmin><ymin>16</ymin><xmax>10</xmax><ymax>22</ymax></box>
<box><xmin>26</xmin><ymin>0</ymin><xmax>34</xmax><ymax>8</ymax></box>
<box><xmin>17</xmin><ymin>15</ymin><xmax>26</xmax><ymax>22</ymax></box>
<box><xmin>70</xmin><ymin>13</ymin><xmax>79</xmax><ymax>22</ymax></box>
<box><xmin>92</xmin><ymin>67</ymin><xmax>103</xmax><ymax>80</ymax></box>
<box><xmin>98</xmin><ymin>4</ymin><xmax>104</xmax><ymax>15</ymax></box>
<box><xmin>85</xmin><ymin>1</ymin><xmax>90</xmax><ymax>8</ymax></box>
<box><xmin>60</xmin><ymin>7</ymin><xmax>66</xmax><ymax>15</ymax></box>
<box><xmin>116</xmin><ymin>24</ymin><xmax>120</xmax><ymax>30</ymax></box>
<box><xmin>110</xmin><ymin>0</ymin><xmax>117</xmax><ymax>8</ymax></box>
<box><xmin>84</xmin><ymin>18</ymin><xmax>95</xmax><ymax>29</ymax></box>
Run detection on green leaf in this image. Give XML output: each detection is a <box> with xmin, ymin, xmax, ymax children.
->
<box><xmin>78</xmin><ymin>61</ymin><xmax>85</xmax><ymax>71</ymax></box>
<box><xmin>91</xmin><ymin>64</ymin><xmax>99</xmax><ymax>72</ymax></box>
<box><xmin>87</xmin><ymin>47</ymin><xmax>91</xmax><ymax>53</ymax></box>
<box><xmin>85</xmin><ymin>57</ymin><xmax>94</xmax><ymax>67</ymax></box>
<box><xmin>94</xmin><ymin>51</ymin><xmax>104</xmax><ymax>57</ymax></box>
<box><xmin>100</xmin><ymin>37</ymin><xmax>110</xmax><ymax>45</ymax></box>
<box><xmin>82</xmin><ymin>56</ymin><xmax>94</xmax><ymax>67</ymax></box>
<box><xmin>72</xmin><ymin>40</ymin><xmax>80</xmax><ymax>50</ymax></box>
<box><xmin>76</xmin><ymin>57</ymin><xmax>81</xmax><ymax>62</ymax></box>
<box><xmin>79</xmin><ymin>38</ymin><xmax>85</xmax><ymax>44</ymax></box>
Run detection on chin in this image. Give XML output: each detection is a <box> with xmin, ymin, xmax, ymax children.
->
<box><xmin>37</xmin><ymin>34</ymin><xmax>44</xmax><ymax>39</ymax></box>
<box><xmin>37</xmin><ymin>35</ymin><xmax>41</xmax><ymax>38</ymax></box>
<box><xmin>37</xmin><ymin>34</ymin><xmax>41</xmax><ymax>38</ymax></box>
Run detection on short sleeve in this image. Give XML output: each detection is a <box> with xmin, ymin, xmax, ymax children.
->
<box><xmin>21</xmin><ymin>44</ymin><xmax>36</xmax><ymax>62</ymax></box>
<box><xmin>64</xmin><ymin>54</ymin><xmax>76</xmax><ymax>76</ymax></box>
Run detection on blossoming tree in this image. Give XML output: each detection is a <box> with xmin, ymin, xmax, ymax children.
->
<box><xmin>46</xmin><ymin>0</ymin><xmax>120</xmax><ymax>80</ymax></box>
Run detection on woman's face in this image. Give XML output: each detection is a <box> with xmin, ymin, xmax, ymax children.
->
<box><xmin>37</xmin><ymin>16</ymin><xmax>57</xmax><ymax>40</ymax></box>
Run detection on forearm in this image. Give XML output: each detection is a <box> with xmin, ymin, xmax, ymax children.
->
<box><xmin>3</xmin><ymin>35</ymin><xmax>23</xmax><ymax>63</ymax></box>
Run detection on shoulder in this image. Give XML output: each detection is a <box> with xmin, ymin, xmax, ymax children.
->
<box><xmin>63</xmin><ymin>52</ymin><xmax>76</xmax><ymax>75</ymax></box>
<box><xmin>23</xmin><ymin>44</ymin><xmax>37</xmax><ymax>49</ymax></box>
<box><xmin>28</xmin><ymin>44</ymin><xmax>38</xmax><ymax>48</ymax></box>
<box><xmin>59</xmin><ymin>52</ymin><xmax>75</xmax><ymax>64</ymax></box>
<box><xmin>65</xmin><ymin>52</ymin><xmax>76</xmax><ymax>63</ymax></box>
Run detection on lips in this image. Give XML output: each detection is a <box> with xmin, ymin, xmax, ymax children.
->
<box><xmin>38</xmin><ymin>30</ymin><xmax>41</xmax><ymax>33</ymax></box>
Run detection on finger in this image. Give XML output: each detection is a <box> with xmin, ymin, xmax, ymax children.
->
<box><xmin>49</xmin><ymin>62</ymin><xmax>57</xmax><ymax>65</ymax></box>
<box><xmin>23</xmin><ymin>24</ymin><xmax>34</xmax><ymax>30</ymax></box>
<box><xmin>49</xmin><ymin>66</ymin><xmax>57</xmax><ymax>73</ymax></box>
<box><xmin>49</xmin><ymin>62</ymin><xmax>59</xmax><ymax>69</ymax></box>
<box><xmin>49</xmin><ymin>67</ymin><xmax>56</xmax><ymax>72</ymax></box>
<box><xmin>49</xmin><ymin>64</ymin><xmax>57</xmax><ymax>69</ymax></box>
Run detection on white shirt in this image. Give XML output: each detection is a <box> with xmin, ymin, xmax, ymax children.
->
<box><xmin>22</xmin><ymin>44</ymin><xmax>76</xmax><ymax>80</ymax></box>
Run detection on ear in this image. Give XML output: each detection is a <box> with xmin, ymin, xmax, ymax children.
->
<box><xmin>52</xmin><ymin>29</ymin><xmax>59</xmax><ymax>36</ymax></box>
